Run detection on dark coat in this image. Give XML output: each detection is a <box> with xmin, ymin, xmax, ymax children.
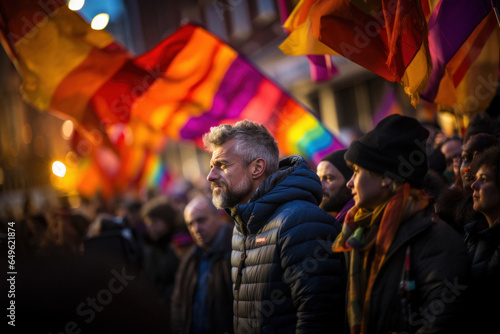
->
<box><xmin>141</xmin><ymin>234</ymin><xmax>179</xmax><ymax>306</ymax></box>
<box><xmin>228</xmin><ymin>155</ymin><xmax>345</xmax><ymax>334</ymax></box>
<box><xmin>358</xmin><ymin>208</ymin><xmax>470</xmax><ymax>334</ymax></box>
<box><xmin>464</xmin><ymin>220</ymin><xmax>500</xmax><ymax>332</ymax></box>
<box><xmin>170</xmin><ymin>223</ymin><xmax>234</xmax><ymax>334</ymax></box>
<box><xmin>436</xmin><ymin>188</ymin><xmax>486</xmax><ymax>235</ymax></box>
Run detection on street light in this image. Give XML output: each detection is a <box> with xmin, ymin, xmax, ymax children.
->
<box><xmin>91</xmin><ymin>13</ymin><xmax>109</xmax><ymax>30</ymax></box>
<box><xmin>68</xmin><ymin>0</ymin><xmax>85</xmax><ymax>11</ymax></box>
<box><xmin>61</xmin><ymin>120</ymin><xmax>74</xmax><ymax>140</ymax></box>
<box><xmin>52</xmin><ymin>161</ymin><xmax>67</xmax><ymax>177</ymax></box>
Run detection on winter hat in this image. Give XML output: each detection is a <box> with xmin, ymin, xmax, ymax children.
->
<box><xmin>427</xmin><ymin>148</ymin><xmax>446</xmax><ymax>175</ymax></box>
<box><xmin>344</xmin><ymin>114</ymin><xmax>429</xmax><ymax>188</ymax></box>
<box><xmin>464</xmin><ymin>112</ymin><xmax>494</xmax><ymax>144</ymax></box>
<box><xmin>321</xmin><ymin>149</ymin><xmax>353</xmax><ymax>181</ymax></box>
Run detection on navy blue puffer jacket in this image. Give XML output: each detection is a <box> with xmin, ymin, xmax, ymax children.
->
<box><xmin>228</xmin><ymin>155</ymin><xmax>346</xmax><ymax>334</ymax></box>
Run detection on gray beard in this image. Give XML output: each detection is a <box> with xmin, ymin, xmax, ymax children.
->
<box><xmin>213</xmin><ymin>190</ymin><xmax>239</xmax><ymax>209</ymax></box>
<box><xmin>212</xmin><ymin>176</ymin><xmax>252</xmax><ymax>210</ymax></box>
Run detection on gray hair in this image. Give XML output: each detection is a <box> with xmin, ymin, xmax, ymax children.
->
<box><xmin>202</xmin><ymin>120</ymin><xmax>280</xmax><ymax>176</ymax></box>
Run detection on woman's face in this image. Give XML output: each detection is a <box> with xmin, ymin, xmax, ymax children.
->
<box><xmin>346</xmin><ymin>164</ymin><xmax>390</xmax><ymax>210</ymax></box>
<box><xmin>460</xmin><ymin>137</ymin><xmax>496</xmax><ymax>192</ymax></box>
<box><xmin>471</xmin><ymin>165</ymin><xmax>500</xmax><ymax>225</ymax></box>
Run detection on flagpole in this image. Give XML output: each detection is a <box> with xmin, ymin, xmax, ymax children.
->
<box><xmin>0</xmin><ymin>9</ymin><xmax>23</xmax><ymax>76</ymax></box>
<box><xmin>492</xmin><ymin>0</ymin><xmax>500</xmax><ymax>27</ymax></box>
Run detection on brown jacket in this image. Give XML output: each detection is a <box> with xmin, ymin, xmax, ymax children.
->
<box><xmin>170</xmin><ymin>223</ymin><xmax>234</xmax><ymax>334</ymax></box>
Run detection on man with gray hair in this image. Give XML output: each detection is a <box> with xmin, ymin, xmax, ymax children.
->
<box><xmin>203</xmin><ymin>120</ymin><xmax>345</xmax><ymax>333</ymax></box>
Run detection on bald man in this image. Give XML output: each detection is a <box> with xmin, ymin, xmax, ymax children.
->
<box><xmin>171</xmin><ymin>196</ymin><xmax>234</xmax><ymax>334</ymax></box>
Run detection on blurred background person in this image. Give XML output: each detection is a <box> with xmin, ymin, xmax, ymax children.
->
<box><xmin>3</xmin><ymin>243</ymin><xmax>170</xmax><ymax>334</ymax></box>
<box><xmin>83</xmin><ymin>212</ymin><xmax>142</xmax><ymax>272</ymax></box>
<box><xmin>439</xmin><ymin>135</ymin><xmax>463</xmax><ymax>187</ymax></box>
<box><xmin>171</xmin><ymin>195</ymin><xmax>233</xmax><ymax>334</ymax></box>
<box><xmin>123</xmin><ymin>199</ymin><xmax>147</xmax><ymax>242</ymax></box>
<box><xmin>140</xmin><ymin>196</ymin><xmax>182</xmax><ymax>308</ymax></box>
<box><xmin>460</xmin><ymin>134</ymin><xmax>499</xmax><ymax>192</ymax></box>
<box><xmin>463</xmin><ymin>112</ymin><xmax>496</xmax><ymax>145</ymax></box>
<box><xmin>436</xmin><ymin>133</ymin><xmax>499</xmax><ymax>234</ymax></box>
<box><xmin>423</xmin><ymin>148</ymin><xmax>448</xmax><ymax>211</ymax></box>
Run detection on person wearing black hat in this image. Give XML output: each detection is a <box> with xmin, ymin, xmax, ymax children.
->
<box><xmin>317</xmin><ymin>149</ymin><xmax>354</xmax><ymax>223</ymax></box>
<box><xmin>332</xmin><ymin>114</ymin><xmax>470</xmax><ymax>334</ymax></box>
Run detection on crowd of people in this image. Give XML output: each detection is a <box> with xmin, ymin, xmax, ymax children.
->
<box><xmin>1</xmin><ymin>112</ymin><xmax>500</xmax><ymax>333</ymax></box>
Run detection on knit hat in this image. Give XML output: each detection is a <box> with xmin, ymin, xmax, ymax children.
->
<box><xmin>321</xmin><ymin>149</ymin><xmax>353</xmax><ymax>181</ymax></box>
<box><xmin>344</xmin><ymin>114</ymin><xmax>429</xmax><ymax>188</ymax></box>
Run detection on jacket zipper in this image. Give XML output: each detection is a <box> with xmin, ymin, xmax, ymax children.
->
<box><xmin>235</xmin><ymin>234</ymin><xmax>247</xmax><ymax>333</ymax></box>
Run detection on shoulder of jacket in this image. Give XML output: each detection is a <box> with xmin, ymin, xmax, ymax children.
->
<box><xmin>406</xmin><ymin>216</ymin><xmax>467</xmax><ymax>258</ymax></box>
<box><xmin>274</xmin><ymin>201</ymin><xmax>339</xmax><ymax>236</ymax></box>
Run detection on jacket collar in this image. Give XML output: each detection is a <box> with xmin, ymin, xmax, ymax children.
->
<box><xmin>228</xmin><ymin>155</ymin><xmax>322</xmax><ymax>235</ymax></box>
<box><xmin>195</xmin><ymin>223</ymin><xmax>233</xmax><ymax>257</ymax></box>
<box><xmin>386</xmin><ymin>207</ymin><xmax>435</xmax><ymax>258</ymax></box>
<box><xmin>465</xmin><ymin>219</ymin><xmax>500</xmax><ymax>241</ymax></box>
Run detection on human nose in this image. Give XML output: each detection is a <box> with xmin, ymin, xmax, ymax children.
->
<box><xmin>471</xmin><ymin>178</ymin><xmax>479</xmax><ymax>191</ymax></box>
<box><xmin>346</xmin><ymin>175</ymin><xmax>354</xmax><ymax>189</ymax></box>
<box><xmin>207</xmin><ymin>168</ymin><xmax>219</xmax><ymax>182</ymax></box>
<box><xmin>193</xmin><ymin>222</ymin><xmax>202</xmax><ymax>234</ymax></box>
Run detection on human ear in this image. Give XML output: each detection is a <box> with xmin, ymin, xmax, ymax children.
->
<box><xmin>381</xmin><ymin>176</ymin><xmax>392</xmax><ymax>188</ymax></box>
<box><xmin>251</xmin><ymin>158</ymin><xmax>267</xmax><ymax>179</ymax></box>
<box><xmin>382</xmin><ymin>177</ymin><xmax>400</xmax><ymax>192</ymax></box>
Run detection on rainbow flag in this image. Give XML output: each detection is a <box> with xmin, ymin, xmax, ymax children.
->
<box><xmin>73</xmin><ymin>147</ymin><xmax>172</xmax><ymax>199</ymax></box>
<box><xmin>0</xmin><ymin>0</ymin><xmax>133</xmax><ymax>147</ymax></box>
<box><xmin>279</xmin><ymin>0</ymin><xmax>432</xmax><ymax>106</ymax></box>
<box><xmin>0</xmin><ymin>0</ymin><xmax>344</xmax><ymax>197</ymax></box>
<box><xmin>129</xmin><ymin>23</ymin><xmax>345</xmax><ymax>163</ymax></box>
<box><xmin>421</xmin><ymin>0</ymin><xmax>499</xmax><ymax>114</ymax></box>
<box><xmin>70</xmin><ymin>125</ymin><xmax>170</xmax><ymax>198</ymax></box>
<box><xmin>0</xmin><ymin>1</ymin><xmax>344</xmax><ymax>163</ymax></box>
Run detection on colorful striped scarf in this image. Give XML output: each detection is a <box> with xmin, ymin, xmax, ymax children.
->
<box><xmin>332</xmin><ymin>183</ymin><xmax>428</xmax><ymax>334</ymax></box>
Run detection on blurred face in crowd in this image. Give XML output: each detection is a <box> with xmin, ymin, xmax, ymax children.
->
<box><xmin>184</xmin><ymin>199</ymin><xmax>222</xmax><ymax>249</ymax></box>
<box><xmin>207</xmin><ymin>139</ymin><xmax>254</xmax><ymax>209</ymax></box>
<box><xmin>460</xmin><ymin>141</ymin><xmax>479</xmax><ymax>191</ymax></box>
<box><xmin>441</xmin><ymin>139</ymin><xmax>462</xmax><ymax>174</ymax></box>
<box><xmin>144</xmin><ymin>217</ymin><xmax>169</xmax><ymax>241</ymax></box>
<box><xmin>471</xmin><ymin>165</ymin><xmax>500</xmax><ymax>227</ymax></box>
<box><xmin>346</xmin><ymin>164</ymin><xmax>391</xmax><ymax>210</ymax></box>
<box><xmin>317</xmin><ymin>161</ymin><xmax>351</xmax><ymax>213</ymax></box>
<box><xmin>460</xmin><ymin>135</ymin><xmax>498</xmax><ymax>192</ymax></box>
